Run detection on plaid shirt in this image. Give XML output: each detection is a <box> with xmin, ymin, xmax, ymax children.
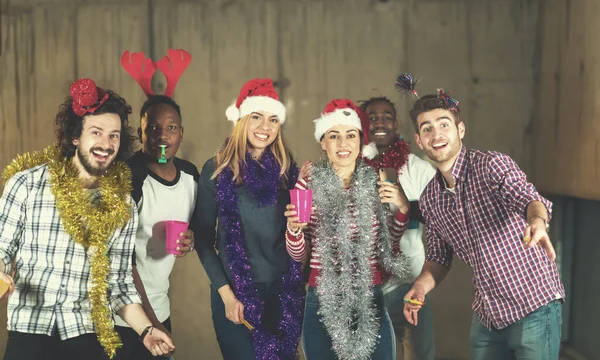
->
<box><xmin>0</xmin><ymin>164</ymin><xmax>141</xmax><ymax>339</ymax></box>
<box><xmin>421</xmin><ymin>146</ymin><xmax>564</xmax><ymax>329</ymax></box>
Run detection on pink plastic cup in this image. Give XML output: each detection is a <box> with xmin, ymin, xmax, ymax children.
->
<box><xmin>165</xmin><ymin>220</ymin><xmax>189</xmax><ymax>255</ymax></box>
<box><xmin>289</xmin><ymin>189</ymin><xmax>313</xmax><ymax>223</ymax></box>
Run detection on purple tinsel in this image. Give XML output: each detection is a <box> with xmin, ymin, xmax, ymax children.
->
<box><xmin>216</xmin><ymin>149</ymin><xmax>304</xmax><ymax>360</ymax></box>
<box><xmin>241</xmin><ymin>151</ymin><xmax>281</xmax><ymax>206</ymax></box>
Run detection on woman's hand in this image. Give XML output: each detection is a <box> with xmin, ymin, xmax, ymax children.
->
<box><xmin>299</xmin><ymin>160</ymin><xmax>314</xmax><ymax>180</ymax></box>
<box><xmin>378</xmin><ymin>181</ymin><xmax>410</xmax><ymax>214</ymax></box>
<box><xmin>285</xmin><ymin>204</ymin><xmax>307</xmax><ymax>233</ymax></box>
<box><xmin>218</xmin><ymin>285</ymin><xmax>245</xmax><ymax>324</ymax></box>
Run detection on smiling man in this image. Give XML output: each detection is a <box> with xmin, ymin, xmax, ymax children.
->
<box><xmin>0</xmin><ymin>78</ymin><xmax>174</xmax><ymax>360</ymax></box>
<box><xmin>359</xmin><ymin>96</ymin><xmax>436</xmax><ymax>360</ymax></box>
<box><xmin>403</xmin><ymin>92</ymin><xmax>565</xmax><ymax>360</ymax></box>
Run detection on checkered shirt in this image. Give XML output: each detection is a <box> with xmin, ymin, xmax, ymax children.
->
<box><xmin>0</xmin><ymin>164</ymin><xmax>141</xmax><ymax>339</ymax></box>
<box><xmin>420</xmin><ymin>146</ymin><xmax>564</xmax><ymax>329</ymax></box>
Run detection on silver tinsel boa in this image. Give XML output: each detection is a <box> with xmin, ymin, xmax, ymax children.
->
<box><xmin>309</xmin><ymin>160</ymin><xmax>409</xmax><ymax>360</ymax></box>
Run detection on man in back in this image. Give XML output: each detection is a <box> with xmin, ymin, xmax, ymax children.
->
<box><xmin>360</xmin><ymin>96</ymin><xmax>436</xmax><ymax>360</ymax></box>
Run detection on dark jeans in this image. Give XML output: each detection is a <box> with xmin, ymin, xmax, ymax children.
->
<box><xmin>211</xmin><ymin>281</ymin><xmax>282</xmax><ymax>360</ymax></box>
<box><xmin>3</xmin><ymin>330</ymin><xmax>107</xmax><ymax>360</ymax></box>
<box><xmin>114</xmin><ymin>318</ymin><xmax>172</xmax><ymax>360</ymax></box>
<box><xmin>302</xmin><ymin>285</ymin><xmax>395</xmax><ymax>360</ymax></box>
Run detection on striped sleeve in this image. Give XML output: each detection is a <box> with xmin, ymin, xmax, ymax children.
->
<box><xmin>285</xmin><ymin>177</ymin><xmax>310</xmax><ymax>262</ymax></box>
<box><xmin>295</xmin><ymin>177</ymin><xmax>308</xmax><ymax>190</ymax></box>
<box><xmin>390</xmin><ymin>210</ymin><xmax>409</xmax><ymax>254</ymax></box>
<box><xmin>286</xmin><ymin>231</ymin><xmax>309</xmax><ymax>262</ymax></box>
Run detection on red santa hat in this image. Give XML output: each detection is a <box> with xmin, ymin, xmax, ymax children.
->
<box><xmin>313</xmin><ymin>99</ymin><xmax>378</xmax><ymax>159</ymax></box>
<box><xmin>225</xmin><ymin>78</ymin><xmax>286</xmax><ymax>124</ymax></box>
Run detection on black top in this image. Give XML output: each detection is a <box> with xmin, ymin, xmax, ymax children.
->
<box><xmin>192</xmin><ymin>157</ymin><xmax>292</xmax><ymax>289</ymax></box>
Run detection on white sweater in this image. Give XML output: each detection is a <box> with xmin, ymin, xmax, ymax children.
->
<box><xmin>382</xmin><ymin>153</ymin><xmax>436</xmax><ymax>294</ymax></box>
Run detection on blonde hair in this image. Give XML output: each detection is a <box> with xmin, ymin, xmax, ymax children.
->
<box><xmin>212</xmin><ymin>114</ymin><xmax>292</xmax><ymax>185</ymax></box>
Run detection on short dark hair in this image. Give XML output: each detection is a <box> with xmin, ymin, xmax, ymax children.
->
<box><xmin>54</xmin><ymin>90</ymin><xmax>136</xmax><ymax>161</ymax></box>
<box><xmin>409</xmin><ymin>94</ymin><xmax>460</xmax><ymax>131</ymax></box>
<box><xmin>357</xmin><ymin>96</ymin><xmax>397</xmax><ymax>118</ymax></box>
<box><xmin>139</xmin><ymin>95</ymin><xmax>182</xmax><ymax>122</ymax></box>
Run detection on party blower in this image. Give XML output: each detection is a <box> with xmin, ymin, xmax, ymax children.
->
<box><xmin>159</xmin><ymin>144</ymin><xmax>167</xmax><ymax>164</ymax></box>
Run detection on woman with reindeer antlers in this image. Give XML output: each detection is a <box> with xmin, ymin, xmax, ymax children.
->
<box><xmin>115</xmin><ymin>49</ymin><xmax>197</xmax><ymax>360</ymax></box>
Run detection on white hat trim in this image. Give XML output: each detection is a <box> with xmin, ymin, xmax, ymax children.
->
<box><xmin>225</xmin><ymin>95</ymin><xmax>286</xmax><ymax>124</ymax></box>
<box><xmin>313</xmin><ymin>108</ymin><xmax>362</xmax><ymax>142</ymax></box>
<box><xmin>362</xmin><ymin>142</ymin><xmax>379</xmax><ymax>159</ymax></box>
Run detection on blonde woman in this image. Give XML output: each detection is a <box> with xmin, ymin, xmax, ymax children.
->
<box><xmin>193</xmin><ymin>79</ymin><xmax>305</xmax><ymax>359</ymax></box>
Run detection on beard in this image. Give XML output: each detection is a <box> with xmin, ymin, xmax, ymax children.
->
<box><xmin>423</xmin><ymin>140</ymin><xmax>462</xmax><ymax>164</ymax></box>
<box><xmin>76</xmin><ymin>146</ymin><xmax>115</xmax><ymax>177</ymax></box>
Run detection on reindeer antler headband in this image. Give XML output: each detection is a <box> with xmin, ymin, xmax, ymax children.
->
<box><xmin>121</xmin><ymin>49</ymin><xmax>191</xmax><ymax>98</ymax></box>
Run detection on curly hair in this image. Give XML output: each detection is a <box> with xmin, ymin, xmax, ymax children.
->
<box><xmin>139</xmin><ymin>95</ymin><xmax>182</xmax><ymax>122</ymax></box>
<box><xmin>54</xmin><ymin>90</ymin><xmax>136</xmax><ymax>161</ymax></box>
<box><xmin>356</xmin><ymin>96</ymin><xmax>397</xmax><ymax>118</ymax></box>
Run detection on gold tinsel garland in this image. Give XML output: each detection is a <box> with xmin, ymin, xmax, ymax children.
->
<box><xmin>2</xmin><ymin>144</ymin><xmax>132</xmax><ymax>359</ymax></box>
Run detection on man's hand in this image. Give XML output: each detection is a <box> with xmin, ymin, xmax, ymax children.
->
<box><xmin>175</xmin><ymin>229</ymin><xmax>194</xmax><ymax>258</ymax></box>
<box><xmin>142</xmin><ymin>327</ymin><xmax>175</xmax><ymax>357</ymax></box>
<box><xmin>154</xmin><ymin>322</ymin><xmax>172</xmax><ymax>338</ymax></box>
<box><xmin>403</xmin><ymin>283</ymin><xmax>427</xmax><ymax>326</ymax></box>
<box><xmin>0</xmin><ymin>273</ymin><xmax>14</xmax><ymax>301</ymax></box>
<box><xmin>523</xmin><ymin>218</ymin><xmax>555</xmax><ymax>261</ymax></box>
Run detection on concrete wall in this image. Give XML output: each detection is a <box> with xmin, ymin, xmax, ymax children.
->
<box><xmin>535</xmin><ymin>3</ymin><xmax>600</xmax><ymax>356</ymax></box>
<box><xmin>533</xmin><ymin>0</ymin><xmax>600</xmax><ymax>200</ymax></box>
<box><xmin>0</xmin><ymin>0</ymin><xmax>543</xmax><ymax>359</ymax></box>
